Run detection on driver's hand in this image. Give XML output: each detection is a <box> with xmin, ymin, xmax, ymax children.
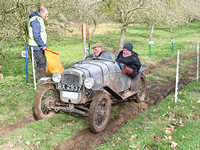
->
<box><xmin>122</xmin><ymin>68</ymin><xmax>127</xmax><ymax>74</ymax></box>
<box><xmin>122</xmin><ymin>65</ymin><xmax>133</xmax><ymax>74</ymax></box>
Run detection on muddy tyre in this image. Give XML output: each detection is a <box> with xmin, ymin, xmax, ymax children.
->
<box><xmin>135</xmin><ymin>73</ymin><xmax>146</xmax><ymax>103</ymax></box>
<box><xmin>34</xmin><ymin>83</ymin><xmax>59</xmax><ymax>119</ymax></box>
<box><xmin>88</xmin><ymin>91</ymin><xmax>111</xmax><ymax>133</ymax></box>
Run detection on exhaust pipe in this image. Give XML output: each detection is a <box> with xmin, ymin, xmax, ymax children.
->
<box><xmin>57</xmin><ymin>106</ymin><xmax>88</xmax><ymax>116</ymax></box>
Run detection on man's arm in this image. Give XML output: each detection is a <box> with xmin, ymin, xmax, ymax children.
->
<box><xmin>31</xmin><ymin>19</ymin><xmax>46</xmax><ymax>48</ymax></box>
<box><xmin>101</xmin><ymin>51</ymin><xmax>115</xmax><ymax>60</ymax></box>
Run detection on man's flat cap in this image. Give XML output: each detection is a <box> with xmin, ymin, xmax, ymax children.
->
<box><xmin>92</xmin><ymin>43</ymin><xmax>102</xmax><ymax>49</ymax></box>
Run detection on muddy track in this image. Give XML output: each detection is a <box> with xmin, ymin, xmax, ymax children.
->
<box><xmin>55</xmin><ymin>55</ymin><xmax>197</xmax><ymax>150</ymax></box>
<box><xmin>0</xmin><ymin>53</ymin><xmax>197</xmax><ymax>145</ymax></box>
<box><xmin>0</xmin><ymin>116</ymin><xmax>35</xmax><ymax>137</ymax></box>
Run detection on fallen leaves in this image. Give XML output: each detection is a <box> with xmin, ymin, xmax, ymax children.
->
<box><xmin>25</xmin><ymin>140</ymin><xmax>41</xmax><ymax>149</ymax></box>
<box><xmin>25</xmin><ymin>141</ymin><xmax>31</xmax><ymax>147</ymax></box>
<box><xmin>173</xmin><ymin>118</ymin><xmax>184</xmax><ymax>127</ymax></box>
<box><xmin>182</xmin><ymin>135</ymin><xmax>189</xmax><ymax>139</ymax></box>
<box><xmin>144</xmin><ymin>127</ymin><xmax>150</xmax><ymax>131</ymax></box>
<box><xmin>36</xmin><ymin>141</ymin><xmax>40</xmax><ymax>148</ymax></box>
<box><xmin>153</xmin><ymin>135</ymin><xmax>162</xmax><ymax>143</ymax></box>
<box><xmin>17</xmin><ymin>135</ymin><xmax>22</xmax><ymax>139</ymax></box>
<box><xmin>170</xmin><ymin>141</ymin><xmax>178</xmax><ymax>148</ymax></box>
<box><xmin>164</xmin><ymin>135</ymin><xmax>172</xmax><ymax>141</ymax></box>
<box><xmin>130</xmin><ymin>134</ymin><xmax>137</xmax><ymax>141</ymax></box>
<box><xmin>165</xmin><ymin>125</ymin><xmax>175</xmax><ymax>134</ymax></box>
<box><xmin>129</xmin><ymin>145</ymin><xmax>136</xmax><ymax>148</ymax></box>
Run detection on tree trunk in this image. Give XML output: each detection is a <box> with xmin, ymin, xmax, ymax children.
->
<box><xmin>149</xmin><ymin>24</ymin><xmax>155</xmax><ymax>39</ymax></box>
<box><xmin>118</xmin><ymin>24</ymin><xmax>127</xmax><ymax>51</ymax></box>
<box><xmin>89</xmin><ymin>20</ymin><xmax>97</xmax><ymax>38</ymax></box>
<box><xmin>178</xmin><ymin>23</ymin><xmax>183</xmax><ymax>28</ymax></box>
<box><xmin>170</xmin><ymin>25</ymin><xmax>173</xmax><ymax>32</ymax></box>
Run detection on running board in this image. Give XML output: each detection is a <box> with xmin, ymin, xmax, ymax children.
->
<box><xmin>121</xmin><ymin>91</ymin><xmax>137</xmax><ymax>99</ymax></box>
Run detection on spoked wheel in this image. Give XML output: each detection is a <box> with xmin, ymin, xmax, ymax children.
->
<box><xmin>136</xmin><ymin>73</ymin><xmax>147</xmax><ymax>103</ymax></box>
<box><xmin>88</xmin><ymin>91</ymin><xmax>111</xmax><ymax>133</ymax></box>
<box><xmin>34</xmin><ymin>83</ymin><xmax>59</xmax><ymax>119</ymax></box>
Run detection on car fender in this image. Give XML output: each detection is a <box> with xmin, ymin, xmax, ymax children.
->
<box><xmin>131</xmin><ymin>66</ymin><xmax>148</xmax><ymax>91</ymax></box>
<box><xmin>91</xmin><ymin>83</ymin><xmax>123</xmax><ymax>100</ymax></box>
<box><xmin>38</xmin><ymin>77</ymin><xmax>53</xmax><ymax>84</ymax></box>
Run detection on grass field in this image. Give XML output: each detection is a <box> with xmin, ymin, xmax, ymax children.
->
<box><xmin>0</xmin><ymin>21</ymin><xmax>199</xmax><ymax>149</ymax></box>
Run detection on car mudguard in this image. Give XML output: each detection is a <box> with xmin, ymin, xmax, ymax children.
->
<box><xmin>38</xmin><ymin>77</ymin><xmax>53</xmax><ymax>84</ymax></box>
<box><xmin>131</xmin><ymin>66</ymin><xmax>148</xmax><ymax>91</ymax></box>
<box><xmin>91</xmin><ymin>83</ymin><xmax>124</xmax><ymax>100</ymax></box>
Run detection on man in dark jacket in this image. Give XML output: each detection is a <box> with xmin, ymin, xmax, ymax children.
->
<box><xmin>28</xmin><ymin>6</ymin><xmax>48</xmax><ymax>81</ymax></box>
<box><xmin>116</xmin><ymin>42</ymin><xmax>141</xmax><ymax>78</ymax></box>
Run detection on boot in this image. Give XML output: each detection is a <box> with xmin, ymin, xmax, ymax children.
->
<box><xmin>36</xmin><ymin>67</ymin><xmax>44</xmax><ymax>82</ymax></box>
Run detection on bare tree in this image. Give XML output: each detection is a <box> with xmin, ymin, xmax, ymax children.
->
<box><xmin>103</xmin><ymin>0</ymin><xmax>144</xmax><ymax>50</ymax></box>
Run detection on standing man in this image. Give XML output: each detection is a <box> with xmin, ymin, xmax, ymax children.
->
<box><xmin>116</xmin><ymin>42</ymin><xmax>141</xmax><ymax>78</ymax></box>
<box><xmin>28</xmin><ymin>6</ymin><xmax>48</xmax><ymax>81</ymax></box>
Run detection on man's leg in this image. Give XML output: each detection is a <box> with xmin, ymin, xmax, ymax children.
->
<box><xmin>33</xmin><ymin>50</ymin><xmax>46</xmax><ymax>82</ymax></box>
<box><xmin>42</xmin><ymin>50</ymin><xmax>47</xmax><ymax>77</ymax></box>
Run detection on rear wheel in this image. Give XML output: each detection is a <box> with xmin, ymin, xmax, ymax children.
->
<box><xmin>135</xmin><ymin>73</ymin><xmax>146</xmax><ymax>103</ymax></box>
<box><xmin>34</xmin><ymin>83</ymin><xmax>59</xmax><ymax>119</ymax></box>
<box><xmin>88</xmin><ymin>91</ymin><xmax>111</xmax><ymax>133</ymax></box>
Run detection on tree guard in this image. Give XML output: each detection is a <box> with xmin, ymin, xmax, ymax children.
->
<box><xmin>175</xmin><ymin>50</ymin><xmax>180</xmax><ymax>103</ymax></box>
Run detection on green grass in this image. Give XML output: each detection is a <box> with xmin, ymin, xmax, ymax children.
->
<box><xmin>0</xmin><ymin>114</ymin><xmax>87</xmax><ymax>150</ymax></box>
<box><xmin>95</xmin><ymin>81</ymin><xmax>200</xmax><ymax>149</ymax></box>
<box><xmin>0</xmin><ymin>21</ymin><xmax>199</xmax><ymax>149</ymax></box>
<box><xmin>146</xmin><ymin>57</ymin><xmax>197</xmax><ymax>86</ymax></box>
<box><xmin>0</xmin><ymin>78</ymin><xmax>35</xmax><ymax>126</ymax></box>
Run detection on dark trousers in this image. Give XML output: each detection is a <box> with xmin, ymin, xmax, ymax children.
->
<box><xmin>33</xmin><ymin>50</ymin><xmax>46</xmax><ymax>68</ymax></box>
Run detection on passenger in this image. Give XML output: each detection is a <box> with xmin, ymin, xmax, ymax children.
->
<box><xmin>90</xmin><ymin>43</ymin><xmax>115</xmax><ymax>60</ymax></box>
<box><xmin>116</xmin><ymin>42</ymin><xmax>141</xmax><ymax>78</ymax></box>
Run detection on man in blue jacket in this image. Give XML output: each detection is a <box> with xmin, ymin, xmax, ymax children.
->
<box><xmin>28</xmin><ymin>6</ymin><xmax>48</xmax><ymax>81</ymax></box>
<box><xmin>116</xmin><ymin>42</ymin><xmax>141</xmax><ymax>78</ymax></box>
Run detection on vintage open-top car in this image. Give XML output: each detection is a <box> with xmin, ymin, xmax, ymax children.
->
<box><xmin>34</xmin><ymin>57</ymin><xmax>147</xmax><ymax>133</ymax></box>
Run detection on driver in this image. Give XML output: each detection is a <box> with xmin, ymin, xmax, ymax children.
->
<box><xmin>90</xmin><ymin>43</ymin><xmax>115</xmax><ymax>60</ymax></box>
<box><xmin>116</xmin><ymin>42</ymin><xmax>141</xmax><ymax>78</ymax></box>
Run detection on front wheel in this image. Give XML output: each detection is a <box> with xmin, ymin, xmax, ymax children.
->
<box><xmin>135</xmin><ymin>73</ymin><xmax>147</xmax><ymax>103</ymax></box>
<box><xmin>34</xmin><ymin>83</ymin><xmax>59</xmax><ymax>119</ymax></box>
<box><xmin>88</xmin><ymin>91</ymin><xmax>111</xmax><ymax>133</ymax></box>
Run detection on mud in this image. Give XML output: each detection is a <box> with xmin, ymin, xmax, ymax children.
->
<box><xmin>0</xmin><ymin>115</ymin><xmax>35</xmax><ymax>137</ymax></box>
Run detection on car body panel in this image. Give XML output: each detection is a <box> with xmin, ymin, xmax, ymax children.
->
<box><xmin>40</xmin><ymin>58</ymin><xmax>146</xmax><ymax>104</ymax></box>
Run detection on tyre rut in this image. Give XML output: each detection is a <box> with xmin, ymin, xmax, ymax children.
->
<box><xmin>0</xmin><ymin>115</ymin><xmax>35</xmax><ymax>137</ymax></box>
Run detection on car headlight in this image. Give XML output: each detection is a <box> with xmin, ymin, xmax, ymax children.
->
<box><xmin>52</xmin><ymin>72</ymin><xmax>61</xmax><ymax>83</ymax></box>
<box><xmin>84</xmin><ymin>78</ymin><xmax>95</xmax><ymax>89</ymax></box>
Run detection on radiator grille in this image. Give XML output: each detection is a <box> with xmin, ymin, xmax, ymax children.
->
<box><xmin>62</xmin><ymin>74</ymin><xmax>79</xmax><ymax>84</ymax></box>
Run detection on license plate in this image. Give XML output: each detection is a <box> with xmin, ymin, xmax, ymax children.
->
<box><xmin>56</xmin><ymin>83</ymin><xmax>83</xmax><ymax>92</ymax></box>
<box><xmin>62</xmin><ymin>91</ymin><xmax>79</xmax><ymax>99</ymax></box>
